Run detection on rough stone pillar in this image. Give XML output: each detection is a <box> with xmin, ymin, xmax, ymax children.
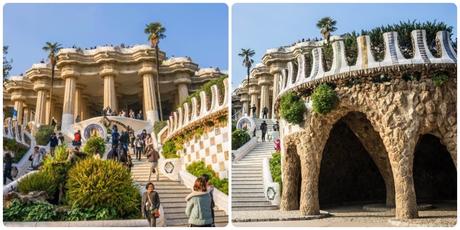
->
<box><xmin>103</xmin><ymin>75</ymin><xmax>117</xmax><ymax>113</ymax></box>
<box><xmin>14</xmin><ymin>100</ymin><xmax>24</xmax><ymax>124</ymax></box>
<box><xmin>139</xmin><ymin>63</ymin><xmax>159</xmax><ymax>123</ymax></box>
<box><xmin>280</xmin><ymin>137</ymin><xmax>301</xmax><ymax>210</ymax></box>
<box><xmin>45</xmin><ymin>98</ymin><xmax>51</xmax><ymax>125</ymax></box>
<box><xmin>250</xmin><ymin>94</ymin><xmax>258</xmax><ymax>118</ymax></box>
<box><xmin>382</xmin><ymin>127</ymin><xmax>418</xmax><ymax>219</ymax></box>
<box><xmin>61</xmin><ymin>76</ymin><xmax>77</xmax><ymax>133</ymax></box>
<box><xmin>269</xmin><ymin>63</ymin><xmax>285</xmax><ymax>118</ymax></box>
<box><xmin>35</xmin><ymin>90</ymin><xmax>48</xmax><ymax>125</ymax></box>
<box><xmin>80</xmin><ymin>96</ymin><xmax>88</xmax><ymax>120</ymax></box>
<box><xmin>23</xmin><ymin>107</ymin><xmax>29</xmax><ymax>125</ymax></box>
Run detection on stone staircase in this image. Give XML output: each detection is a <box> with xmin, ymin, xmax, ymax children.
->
<box><xmin>232</xmin><ymin>141</ymin><xmax>278</xmax><ymax>211</ymax></box>
<box><xmin>130</xmin><ymin>156</ymin><xmax>228</xmax><ymax>226</ymax></box>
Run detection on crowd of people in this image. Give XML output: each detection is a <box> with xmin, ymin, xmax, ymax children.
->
<box><xmin>102</xmin><ymin>106</ymin><xmax>144</xmax><ymax>120</ymax></box>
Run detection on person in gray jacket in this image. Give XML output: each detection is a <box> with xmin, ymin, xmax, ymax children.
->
<box><xmin>141</xmin><ymin>182</ymin><xmax>161</xmax><ymax>227</ymax></box>
<box><xmin>185</xmin><ymin>177</ymin><xmax>213</xmax><ymax>227</ymax></box>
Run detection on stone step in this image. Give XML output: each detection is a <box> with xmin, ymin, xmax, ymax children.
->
<box><xmin>232</xmin><ymin>185</ymin><xmax>265</xmax><ymax>189</ymax></box>
<box><xmin>232</xmin><ymin>168</ymin><xmax>262</xmax><ymax>172</ymax></box>
<box><xmin>232</xmin><ymin>205</ymin><xmax>278</xmax><ymax>211</ymax></box>
<box><xmin>232</xmin><ymin>201</ymin><xmax>273</xmax><ymax>206</ymax></box>
<box><xmin>231</xmin><ymin>178</ymin><xmax>262</xmax><ymax>182</ymax></box>
<box><xmin>232</xmin><ymin>197</ymin><xmax>268</xmax><ymax>202</ymax></box>
<box><xmin>167</xmin><ymin>216</ymin><xmax>228</xmax><ymax>227</ymax></box>
<box><xmin>232</xmin><ymin>193</ymin><xmax>266</xmax><ymax>198</ymax></box>
<box><xmin>232</xmin><ymin>189</ymin><xmax>265</xmax><ymax>194</ymax></box>
<box><xmin>231</xmin><ymin>181</ymin><xmax>263</xmax><ymax>186</ymax></box>
<box><xmin>162</xmin><ymin>202</ymin><xmax>187</xmax><ymax>208</ymax></box>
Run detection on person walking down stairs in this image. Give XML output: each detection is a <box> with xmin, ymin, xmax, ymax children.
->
<box><xmin>147</xmin><ymin>147</ymin><xmax>160</xmax><ymax>182</ymax></box>
<box><xmin>142</xmin><ymin>182</ymin><xmax>161</xmax><ymax>227</ymax></box>
<box><xmin>260</xmin><ymin>121</ymin><xmax>268</xmax><ymax>142</ymax></box>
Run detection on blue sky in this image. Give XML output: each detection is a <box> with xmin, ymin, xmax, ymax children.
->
<box><xmin>232</xmin><ymin>3</ymin><xmax>457</xmax><ymax>88</ymax></box>
<box><xmin>4</xmin><ymin>3</ymin><xmax>228</xmax><ymax>76</ymax></box>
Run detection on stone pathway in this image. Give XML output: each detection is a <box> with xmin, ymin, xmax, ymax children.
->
<box><xmin>232</xmin><ymin>141</ymin><xmax>277</xmax><ymax>212</ymax></box>
<box><xmin>130</xmin><ymin>153</ymin><xmax>228</xmax><ymax>226</ymax></box>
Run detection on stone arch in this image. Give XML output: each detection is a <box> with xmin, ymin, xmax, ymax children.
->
<box><xmin>279</xmin><ymin>134</ymin><xmax>301</xmax><ymax>210</ymax></box>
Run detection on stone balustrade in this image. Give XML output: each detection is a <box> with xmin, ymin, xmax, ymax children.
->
<box><xmin>162</xmin><ymin>78</ymin><xmax>229</xmax><ymax>141</ymax></box>
<box><xmin>269</xmin><ymin>30</ymin><xmax>456</xmax><ymax>106</ymax></box>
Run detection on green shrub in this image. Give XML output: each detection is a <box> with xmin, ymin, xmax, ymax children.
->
<box><xmin>186</xmin><ymin>161</ymin><xmax>228</xmax><ymax>195</ymax></box>
<box><xmin>432</xmin><ymin>72</ymin><xmax>449</xmax><ymax>87</ymax></box>
<box><xmin>66</xmin><ymin>158</ymin><xmax>141</xmax><ymax>219</ymax></box>
<box><xmin>3</xmin><ymin>138</ymin><xmax>29</xmax><ymax>163</ymax></box>
<box><xmin>311</xmin><ymin>83</ymin><xmax>338</xmax><ymax>115</ymax></box>
<box><xmin>153</xmin><ymin>121</ymin><xmax>168</xmax><ymax>135</ymax></box>
<box><xmin>82</xmin><ymin>136</ymin><xmax>106</xmax><ymax>157</ymax></box>
<box><xmin>3</xmin><ymin>199</ymin><xmax>58</xmax><ymax>221</ymax></box>
<box><xmin>34</xmin><ymin>125</ymin><xmax>55</xmax><ymax>145</ymax></box>
<box><xmin>162</xmin><ymin>140</ymin><xmax>179</xmax><ymax>158</ymax></box>
<box><xmin>17</xmin><ymin>171</ymin><xmax>57</xmax><ymax>199</ymax></box>
<box><xmin>280</xmin><ymin>92</ymin><xmax>305</xmax><ymax>124</ymax></box>
<box><xmin>231</xmin><ymin>129</ymin><xmax>251</xmax><ymax>150</ymax></box>
<box><xmin>65</xmin><ymin>206</ymin><xmax>118</xmax><ymax>221</ymax></box>
<box><xmin>269</xmin><ymin>152</ymin><xmax>282</xmax><ymax>194</ymax></box>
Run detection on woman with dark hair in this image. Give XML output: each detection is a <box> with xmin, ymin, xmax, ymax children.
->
<box><xmin>142</xmin><ymin>182</ymin><xmax>161</xmax><ymax>227</ymax></box>
<box><xmin>185</xmin><ymin>177</ymin><xmax>213</xmax><ymax>227</ymax></box>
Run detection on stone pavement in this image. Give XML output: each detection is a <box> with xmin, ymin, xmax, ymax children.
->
<box><xmin>232</xmin><ymin>210</ymin><xmax>330</xmax><ymax>222</ymax></box>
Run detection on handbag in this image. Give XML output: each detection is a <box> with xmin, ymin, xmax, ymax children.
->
<box><xmin>147</xmin><ymin>193</ymin><xmax>160</xmax><ymax>218</ymax></box>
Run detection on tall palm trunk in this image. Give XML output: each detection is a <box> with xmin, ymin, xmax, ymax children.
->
<box><xmin>246</xmin><ymin>66</ymin><xmax>250</xmax><ymax>92</ymax></box>
<box><xmin>155</xmin><ymin>44</ymin><xmax>163</xmax><ymax>121</ymax></box>
<box><xmin>49</xmin><ymin>63</ymin><xmax>55</xmax><ymax>125</ymax></box>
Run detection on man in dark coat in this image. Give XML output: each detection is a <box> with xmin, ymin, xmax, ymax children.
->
<box><xmin>260</xmin><ymin>121</ymin><xmax>268</xmax><ymax>142</ymax></box>
<box><xmin>48</xmin><ymin>133</ymin><xmax>59</xmax><ymax>156</ymax></box>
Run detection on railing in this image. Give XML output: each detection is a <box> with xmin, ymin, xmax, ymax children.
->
<box><xmin>270</xmin><ymin>30</ymin><xmax>456</xmax><ymax>102</ymax></box>
<box><xmin>162</xmin><ymin>78</ymin><xmax>229</xmax><ymax>142</ymax></box>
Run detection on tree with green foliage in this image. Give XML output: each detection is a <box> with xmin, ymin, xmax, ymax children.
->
<box><xmin>145</xmin><ymin>22</ymin><xmax>166</xmax><ymax>121</ymax></box>
<box><xmin>3</xmin><ymin>46</ymin><xmax>13</xmax><ymax>80</ymax></box>
<box><xmin>238</xmin><ymin>48</ymin><xmax>255</xmax><ymax>94</ymax></box>
<box><xmin>316</xmin><ymin>17</ymin><xmax>337</xmax><ymax>43</ymax></box>
<box><xmin>42</xmin><ymin>42</ymin><xmax>62</xmax><ymax>125</ymax></box>
<box><xmin>280</xmin><ymin>92</ymin><xmax>305</xmax><ymax>124</ymax></box>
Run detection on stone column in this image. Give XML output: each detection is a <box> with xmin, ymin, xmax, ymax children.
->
<box><xmin>23</xmin><ymin>107</ymin><xmax>29</xmax><ymax>125</ymax></box>
<box><xmin>35</xmin><ymin>90</ymin><xmax>48</xmax><ymax>124</ymax></box>
<box><xmin>14</xmin><ymin>100</ymin><xmax>24</xmax><ymax>124</ymax></box>
<box><xmin>45</xmin><ymin>98</ymin><xmax>51</xmax><ymax>125</ymax></box>
<box><xmin>174</xmin><ymin>75</ymin><xmax>192</xmax><ymax>106</ymax></box>
<box><xmin>102</xmin><ymin>75</ymin><xmax>117</xmax><ymax>113</ymax></box>
<box><xmin>269</xmin><ymin>63</ymin><xmax>285</xmax><ymax>118</ymax></box>
<box><xmin>139</xmin><ymin>63</ymin><xmax>159</xmax><ymax>123</ymax></box>
<box><xmin>61</xmin><ymin>74</ymin><xmax>77</xmax><ymax>133</ymax></box>
<box><xmin>259</xmin><ymin>84</ymin><xmax>270</xmax><ymax>118</ymax></box>
<box><xmin>250</xmin><ymin>94</ymin><xmax>258</xmax><ymax>118</ymax></box>
<box><xmin>74</xmin><ymin>85</ymin><xmax>83</xmax><ymax>121</ymax></box>
<box><xmin>80</xmin><ymin>96</ymin><xmax>88</xmax><ymax>120</ymax></box>
<box><xmin>178</xmin><ymin>84</ymin><xmax>189</xmax><ymax>104</ymax></box>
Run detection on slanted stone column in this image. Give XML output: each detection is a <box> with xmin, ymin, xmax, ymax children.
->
<box><xmin>61</xmin><ymin>65</ymin><xmax>79</xmax><ymax>133</ymax></box>
<box><xmin>23</xmin><ymin>107</ymin><xmax>29</xmax><ymax>125</ymax></box>
<box><xmin>381</xmin><ymin>127</ymin><xmax>418</xmax><ymax>219</ymax></box>
<box><xmin>100</xmin><ymin>63</ymin><xmax>118</xmax><ymax>113</ymax></box>
<box><xmin>248</xmin><ymin>79</ymin><xmax>260</xmax><ymax>118</ymax></box>
<box><xmin>258</xmin><ymin>73</ymin><xmax>272</xmax><ymax>119</ymax></box>
<box><xmin>45</xmin><ymin>98</ymin><xmax>51</xmax><ymax>125</ymax></box>
<box><xmin>240</xmin><ymin>94</ymin><xmax>250</xmax><ymax>116</ymax></box>
<box><xmin>138</xmin><ymin>62</ymin><xmax>159</xmax><ymax>123</ymax></box>
<box><xmin>35</xmin><ymin>90</ymin><xmax>48</xmax><ymax>125</ymax></box>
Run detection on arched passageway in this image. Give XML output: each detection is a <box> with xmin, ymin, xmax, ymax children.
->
<box><xmin>413</xmin><ymin>134</ymin><xmax>457</xmax><ymax>203</ymax></box>
<box><xmin>318</xmin><ymin>118</ymin><xmax>386</xmax><ymax>207</ymax></box>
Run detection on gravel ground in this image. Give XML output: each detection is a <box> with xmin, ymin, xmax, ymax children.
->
<box><xmin>233</xmin><ymin>202</ymin><xmax>456</xmax><ymax>227</ymax></box>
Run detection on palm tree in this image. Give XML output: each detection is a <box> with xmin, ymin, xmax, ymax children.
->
<box><xmin>42</xmin><ymin>42</ymin><xmax>62</xmax><ymax>125</ymax></box>
<box><xmin>144</xmin><ymin>22</ymin><xmax>166</xmax><ymax>121</ymax></box>
<box><xmin>238</xmin><ymin>48</ymin><xmax>255</xmax><ymax>93</ymax></box>
<box><xmin>316</xmin><ymin>17</ymin><xmax>337</xmax><ymax>43</ymax></box>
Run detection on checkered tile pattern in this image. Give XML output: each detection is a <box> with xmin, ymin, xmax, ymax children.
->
<box><xmin>182</xmin><ymin>126</ymin><xmax>229</xmax><ymax>179</ymax></box>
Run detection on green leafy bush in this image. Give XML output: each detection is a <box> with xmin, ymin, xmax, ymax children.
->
<box><xmin>311</xmin><ymin>83</ymin><xmax>338</xmax><ymax>115</ymax></box>
<box><xmin>65</xmin><ymin>206</ymin><xmax>118</xmax><ymax>221</ymax></box>
<box><xmin>431</xmin><ymin>71</ymin><xmax>449</xmax><ymax>87</ymax></box>
<box><xmin>82</xmin><ymin>136</ymin><xmax>106</xmax><ymax>157</ymax></box>
<box><xmin>17</xmin><ymin>171</ymin><xmax>57</xmax><ymax>199</ymax></box>
<box><xmin>269</xmin><ymin>152</ymin><xmax>282</xmax><ymax>194</ymax></box>
<box><xmin>186</xmin><ymin>161</ymin><xmax>228</xmax><ymax>195</ymax></box>
<box><xmin>66</xmin><ymin>158</ymin><xmax>141</xmax><ymax>219</ymax></box>
<box><xmin>3</xmin><ymin>199</ymin><xmax>58</xmax><ymax>221</ymax></box>
<box><xmin>162</xmin><ymin>140</ymin><xmax>179</xmax><ymax>158</ymax></box>
<box><xmin>3</xmin><ymin>137</ymin><xmax>29</xmax><ymax>163</ymax></box>
<box><xmin>280</xmin><ymin>91</ymin><xmax>306</xmax><ymax>124</ymax></box>
<box><xmin>34</xmin><ymin>125</ymin><xmax>55</xmax><ymax>145</ymax></box>
<box><xmin>153</xmin><ymin>121</ymin><xmax>168</xmax><ymax>135</ymax></box>
<box><xmin>231</xmin><ymin>129</ymin><xmax>251</xmax><ymax>150</ymax></box>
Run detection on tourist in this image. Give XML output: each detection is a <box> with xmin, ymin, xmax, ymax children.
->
<box><xmin>262</xmin><ymin>106</ymin><xmax>269</xmax><ymax>119</ymax></box>
<box><xmin>185</xmin><ymin>177</ymin><xmax>213</xmax><ymax>227</ymax></box>
<box><xmin>3</xmin><ymin>151</ymin><xmax>14</xmax><ymax>184</ymax></box>
<box><xmin>106</xmin><ymin>106</ymin><xmax>113</xmax><ymax>116</ymax></box>
<box><xmin>137</xmin><ymin>110</ymin><xmax>143</xmax><ymax>120</ymax></box>
<box><xmin>112</xmin><ymin>128</ymin><xmax>120</xmax><ymax>149</ymax></box>
<box><xmin>31</xmin><ymin>146</ymin><xmax>42</xmax><ymax>170</ymax></box>
<box><xmin>121</xmin><ymin>110</ymin><xmax>127</xmax><ymax>117</ymax></box>
<box><xmin>135</xmin><ymin>135</ymin><xmax>143</xmax><ymax>160</ymax></box>
<box><xmin>140</xmin><ymin>129</ymin><xmax>147</xmax><ymax>154</ymax></box>
<box><xmin>129</xmin><ymin>130</ymin><xmax>136</xmax><ymax>152</ymax></box>
<box><xmin>120</xmin><ymin>131</ymin><xmax>130</xmax><ymax>151</ymax></box>
<box><xmin>73</xmin><ymin>130</ymin><xmax>82</xmax><ymax>147</ymax></box>
<box><xmin>201</xmin><ymin>174</ymin><xmax>216</xmax><ymax>227</ymax></box>
<box><xmin>260</xmin><ymin>120</ymin><xmax>267</xmax><ymax>142</ymax></box>
<box><xmin>51</xmin><ymin>117</ymin><xmax>57</xmax><ymax>127</ymax></box>
<box><xmin>48</xmin><ymin>133</ymin><xmax>59</xmax><ymax>156</ymax></box>
<box><xmin>75</xmin><ymin>115</ymin><xmax>81</xmax><ymax>123</ymax></box>
<box><xmin>273</xmin><ymin>121</ymin><xmax>279</xmax><ymax>132</ymax></box>
<box><xmin>142</xmin><ymin>182</ymin><xmax>161</xmax><ymax>227</ymax></box>
<box><xmin>58</xmin><ymin>132</ymin><xmax>65</xmax><ymax>145</ymax></box>
<box><xmin>129</xmin><ymin>109</ymin><xmax>135</xmax><ymax>119</ymax></box>
<box><xmin>147</xmin><ymin>146</ymin><xmax>160</xmax><ymax>182</ymax></box>
<box><xmin>274</xmin><ymin>139</ymin><xmax>281</xmax><ymax>152</ymax></box>
<box><xmin>145</xmin><ymin>134</ymin><xmax>154</xmax><ymax>153</ymax></box>
<box><xmin>251</xmin><ymin>104</ymin><xmax>257</xmax><ymax>118</ymax></box>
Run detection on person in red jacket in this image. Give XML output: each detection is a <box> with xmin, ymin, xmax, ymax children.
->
<box><xmin>73</xmin><ymin>130</ymin><xmax>82</xmax><ymax>147</ymax></box>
